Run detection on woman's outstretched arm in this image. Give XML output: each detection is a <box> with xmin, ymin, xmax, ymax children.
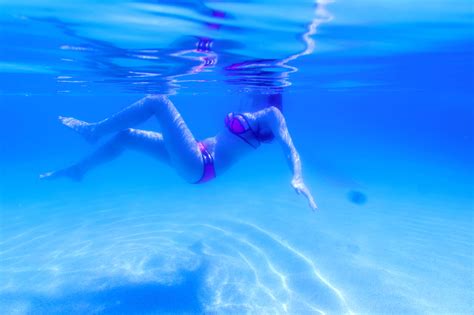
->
<box><xmin>260</xmin><ymin>107</ymin><xmax>318</xmax><ymax>210</ymax></box>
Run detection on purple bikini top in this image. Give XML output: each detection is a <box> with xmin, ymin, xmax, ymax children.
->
<box><xmin>225</xmin><ymin>112</ymin><xmax>274</xmax><ymax>148</ymax></box>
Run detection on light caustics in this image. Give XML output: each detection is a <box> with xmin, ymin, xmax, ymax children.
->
<box><xmin>0</xmin><ymin>208</ymin><xmax>354</xmax><ymax>314</ymax></box>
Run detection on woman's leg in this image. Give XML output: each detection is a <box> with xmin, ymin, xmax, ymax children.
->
<box><xmin>60</xmin><ymin>96</ymin><xmax>163</xmax><ymax>143</ymax></box>
<box><xmin>57</xmin><ymin>95</ymin><xmax>204</xmax><ymax>182</ymax></box>
<box><xmin>40</xmin><ymin>128</ymin><xmax>170</xmax><ymax>181</ymax></box>
<box><xmin>142</xmin><ymin>95</ymin><xmax>203</xmax><ymax>182</ymax></box>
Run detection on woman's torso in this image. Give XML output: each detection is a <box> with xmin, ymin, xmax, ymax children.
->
<box><xmin>201</xmin><ymin>112</ymin><xmax>274</xmax><ymax>176</ymax></box>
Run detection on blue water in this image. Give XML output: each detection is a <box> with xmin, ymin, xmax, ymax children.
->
<box><xmin>1</xmin><ymin>0</ymin><xmax>473</xmax><ymax>314</ymax></box>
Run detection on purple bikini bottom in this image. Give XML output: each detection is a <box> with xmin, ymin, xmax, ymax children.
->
<box><xmin>194</xmin><ymin>142</ymin><xmax>216</xmax><ymax>184</ymax></box>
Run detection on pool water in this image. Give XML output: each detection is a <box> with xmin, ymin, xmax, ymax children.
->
<box><xmin>0</xmin><ymin>0</ymin><xmax>472</xmax><ymax>314</ymax></box>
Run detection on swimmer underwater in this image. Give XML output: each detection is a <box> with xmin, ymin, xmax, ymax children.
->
<box><xmin>40</xmin><ymin>93</ymin><xmax>318</xmax><ymax>211</ymax></box>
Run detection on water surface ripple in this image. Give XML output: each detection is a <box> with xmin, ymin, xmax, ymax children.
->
<box><xmin>0</xmin><ymin>0</ymin><xmax>331</xmax><ymax>95</ymax></box>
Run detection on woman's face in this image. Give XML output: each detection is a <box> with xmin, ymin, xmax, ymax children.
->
<box><xmin>239</xmin><ymin>93</ymin><xmax>282</xmax><ymax>112</ymax></box>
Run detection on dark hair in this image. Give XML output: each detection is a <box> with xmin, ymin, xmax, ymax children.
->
<box><xmin>238</xmin><ymin>92</ymin><xmax>284</xmax><ymax>114</ymax></box>
<box><xmin>267</xmin><ymin>93</ymin><xmax>283</xmax><ymax>112</ymax></box>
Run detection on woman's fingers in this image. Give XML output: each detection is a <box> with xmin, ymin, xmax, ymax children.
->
<box><xmin>292</xmin><ymin>181</ymin><xmax>318</xmax><ymax>211</ymax></box>
<box><xmin>309</xmin><ymin>198</ymin><xmax>318</xmax><ymax>211</ymax></box>
<box><xmin>300</xmin><ymin>185</ymin><xmax>318</xmax><ymax>211</ymax></box>
<box><xmin>300</xmin><ymin>185</ymin><xmax>310</xmax><ymax>198</ymax></box>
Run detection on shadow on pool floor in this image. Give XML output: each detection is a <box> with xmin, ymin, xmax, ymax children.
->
<box><xmin>19</xmin><ymin>263</ymin><xmax>207</xmax><ymax>315</ymax></box>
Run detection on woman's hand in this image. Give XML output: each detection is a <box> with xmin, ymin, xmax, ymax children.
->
<box><xmin>291</xmin><ymin>177</ymin><xmax>318</xmax><ymax>211</ymax></box>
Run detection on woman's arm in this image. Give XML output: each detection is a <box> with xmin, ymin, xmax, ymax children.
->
<box><xmin>259</xmin><ymin>107</ymin><xmax>318</xmax><ymax>210</ymax></box>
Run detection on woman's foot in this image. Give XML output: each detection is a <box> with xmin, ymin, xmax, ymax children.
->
<box><xmin>59</xmin><ymin>116</ymin><xmax>98</xmax><ymax>143</ymax></box>
<box><xmin>39</xmin><ymin>165</ymin><xmax>84</xmax><ymax>182</ymax></box>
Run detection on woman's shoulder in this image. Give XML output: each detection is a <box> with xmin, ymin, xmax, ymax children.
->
<box><xmin>249</xmin><ymin>106</ymin><xmax>283</xmax><ymax>122</ymax></box>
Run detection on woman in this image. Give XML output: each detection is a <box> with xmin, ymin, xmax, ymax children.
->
<box><xmin>40</xmin><ymin>94</ymin><xmax>318</xmax><ymax>210</ymax></box>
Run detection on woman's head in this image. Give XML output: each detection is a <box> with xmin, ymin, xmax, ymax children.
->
<box><xmin>267</xmin><ymin>93</ymin><xmax>283</xmax><ymax>112</ymax></box>
<box><xmin>239</xmin><ymin>93</ymin><xmax>283</xmax><ymax>112</ymax></box>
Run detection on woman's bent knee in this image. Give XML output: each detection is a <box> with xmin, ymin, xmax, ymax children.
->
<box><xmin>140</xmin><ymin>94</ymin><xmax>172</xmax><ymax>114</ymax></box>
<box><xmin>144</xmin><ymin>94</ymin><xmax>168</xmax><ymax>105</ymax></box>
<box><xmin>115</xmin><ymin>128</ymin><xmax>135</xmax><ymax>142</ymax></box>
<box><xmin>145</xmin><ymin>94</ymin><xmax>166</xmax><ymax>100</ymax></box>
